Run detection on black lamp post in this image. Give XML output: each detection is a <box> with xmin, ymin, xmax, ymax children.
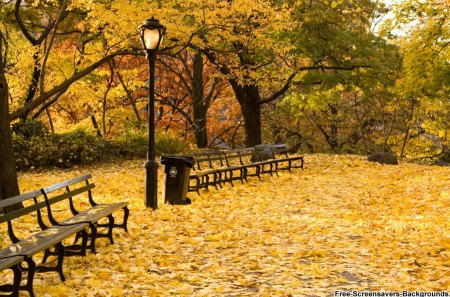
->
<box><xmin>139</xmin><ymin>17</ymin><xmax>165</xmax><ymax>209</ymax></box>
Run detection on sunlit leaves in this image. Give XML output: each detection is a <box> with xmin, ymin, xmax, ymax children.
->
<box><xmin>1</xmin><ymin>154</ymin><xmax>448</xmax><ymax>295</ymax></box>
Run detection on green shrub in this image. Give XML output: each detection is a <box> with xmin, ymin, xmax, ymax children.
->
<box><xmin>12</xmin><ymin>119</ymin><xmax>48</xmax><ymax>138</ymax></box>
<box><xmin>12</xmin><ymin>124</ymin><xmax>190</xmax><ymax>170</ymax></box>
<box><xmin>53</xmin><ymin>129</ymin><xmax>106</xmax><ymax>166</ymax></box>
<box><xmin>115</xmin><ymin>128</ymin><xmax>147</xmax><ymax>157</ymax></box>
<box><xmin>155</xmin><ymin>131</ymin><xmax>190</xmax><ymax>155</ymax></box>
<box><xmin>13</xmin><ymin>128</ymin><xmax>107</xmax><ymax>169</ymax></box>
<box><xmin>115</xmin><ymin>129</ymin><xmax>189</xmax><ymax>157</ymax></box>
<box><xmin>13</xmin><ymin>134</ymin><xmax>54</xmax><ymax>169</ymax></box>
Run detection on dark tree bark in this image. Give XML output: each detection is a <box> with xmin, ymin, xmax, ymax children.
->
<box><xmin>230</xmin><ymin>82</ymin><xmax>262</xmax><ymax>146</ymax></box>
<box><xmin>0</xmin><ymin>70</ymin><xmax>20</xmax><ymax>203</ymax></box>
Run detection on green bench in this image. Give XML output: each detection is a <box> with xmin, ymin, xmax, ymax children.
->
<box><xmin>187</xmin><ymin>144</ymin><xmax>304</xmax><ymax>194</ymax></box>
<box><xmin>188</xmin><ymin>151</ymin><xmax>223</xmax><ymax>194</ymax></box>
<box><xmin>0</xmin><ymin>188</ymin><xmax>89</xmax><ymax>296</ymax></box>
<box><xmin>253</xmin><ymin>144</ymin><xmax>304</xmax><ymax>174</ymax></box>
<box><xmin>40</xmin><ymin>174</ymin><xmax>129</xmax><ymax>254</ymax></box>
<box><xmin>0</xmin><ymin>174</ymin><xmax>129</xmax><ymax>296</ymax></box>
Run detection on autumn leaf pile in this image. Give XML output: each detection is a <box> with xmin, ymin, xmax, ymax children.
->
<box><xmin>1</xmin><ymin>154</ymin><xmax>449</xmax><ymax>296</ymax></box>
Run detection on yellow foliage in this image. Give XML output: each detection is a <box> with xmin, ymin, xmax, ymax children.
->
<box><xmin>1</xmin><ymin>154</ymin><xmax>449</xmax><ymax>295</ymax></box>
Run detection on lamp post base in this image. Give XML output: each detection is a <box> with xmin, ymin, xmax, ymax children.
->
<box><xmin>144</xmin><ymin>159</ymin><xmax>159</xmax><ymax>209</ymax></box>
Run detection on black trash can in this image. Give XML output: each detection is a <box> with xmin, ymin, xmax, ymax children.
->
<box><xmin>160</xmin><ymin>155</ymin><xmax>194</xmax><ymax>205</ymax></box>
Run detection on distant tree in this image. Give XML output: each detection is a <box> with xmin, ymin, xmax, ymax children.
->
<box><xmin>157</xmin><ymin>50</ymin><xmax>224</xmax><ymax>148</ymax></box>
<box><xmin>382</xmin><ymin>0</ymin><xmax>450</xmax><ymax>159</ymax></box>
<box><xmin>172</xmin><ymin>0</ymin><xmax>394</xmax><ymax>146</ymax></box>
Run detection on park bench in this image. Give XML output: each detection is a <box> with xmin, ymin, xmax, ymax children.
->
<box><xmin>253</xmin><ymin>144</ymin><xmax>304</xmax><ymax>174</ymax></box>
<box><xmin>188</xmin><ymin>151</ymin><xmax>223</xmax><ymax>194</ymax></box>
<box><xmin>39</xmin><ymin>174</ymin><xmax>130</xmax><ymax>254</ymax></box>
<box><xmin>0</xmin><ymin>174</ymin><xmax>129</xmax><ymax>296</ymax></box>
<box><xmin>188</xmin><ymin>150</ymin><xmax>254</xmax><ymax>193</ymax></box>
<box><xmin>222</xmin><ymin>148</ymin><xmax>263</xmax><ymax>183</ymax></box>
<box><xmin>0</xmin><ymin>189</ymin><xmax>90</xmax><ymax>296</ymax></box>
<box><xmin>186</xmin><ymin>144</ymin><xmax>304</xmax><ymax>194</ymax></box>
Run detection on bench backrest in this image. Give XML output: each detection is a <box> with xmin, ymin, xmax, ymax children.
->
<box><xmin>0</xmin><ymin>174</ymin><xmax>96</xmax><ymax>244</ymax></box>
<box><xmin>0</xmin><ymin>189</ymin><xmax>49</xmax><ymax>244</ymax></box>
<box><xmin>40</xmin><ymin>174</ymin><xmax>95</xmax><ymax>225</ymax></box>
<box><xmin>223</xmin><ymin>148</ymin><xmax>255</xmax><ymax>166</ymax></box>
<box><xmin>193</xmin><ymin>151</ymin><xmax>224</xmax><ymax>171</ymax></box>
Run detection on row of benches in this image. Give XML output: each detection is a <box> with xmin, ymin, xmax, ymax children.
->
<box><xmin>0</xmin><ymin>143</ymin><xmax>302</xmax><ymax>294</ymax></box>
<box><xmin>0</xmin><ymin>174</ymin><xmax>129</xmax><ymax>296</ymax></box>
<box><xmin>188</xmin><ymin>144</ymin><xmax>304</xmax><ymax>194</ymax></box>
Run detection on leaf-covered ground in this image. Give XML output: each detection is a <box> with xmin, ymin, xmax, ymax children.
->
<box><xmin>2</xmin><ymin>154</ymin><xmax>450</xmax><ymax>296</ymax></box>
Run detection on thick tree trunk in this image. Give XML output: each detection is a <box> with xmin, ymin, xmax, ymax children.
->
<box><xmin>230</xmin><ymin>82</ymin><xmax>262</xmax><ymax>147</ymax></box>
<box><xmin>0</xmin><ymin>70</ymin><xmax>20</xmax><ymax>203</ymax></box>
<box><xmin>192</xmin><ymin>52</ymin><xmax>208</xmax><ymax>148</ymax></box>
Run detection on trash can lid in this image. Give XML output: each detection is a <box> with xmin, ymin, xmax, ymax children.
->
<box><xmin>160</xmin><ymin>155</ymin><xmax>194</xmax><ymax>167</ymax></box>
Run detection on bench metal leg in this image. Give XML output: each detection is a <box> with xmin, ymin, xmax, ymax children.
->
<box><xmin>190</xmin><ymin>177</ymin><xmax>201</xmax><ymax>195</ymax></box>
<box><xmin>118</xmin><ymin>207</ymin><xmax>129</xmax><ymax>233</ymax></box>
<box><xmin>242</xmin><ymin>168</ymin><xmax>249</xmax><ymax>183</ymax></box>
<box><xmin>88</xmin><ymin>223</ymin><xmax>98</xmax><ymax>254</ymax></box>
<box><xmin>0</xmin><ymin>264</ymin><xmax>23</xmax><ymax>297</ymax></box>
<box><xmin>195</xmin><ymin>178</ymin><xmax>201</xmax><ymax>195</ymax></box>
<box><xmin>107</xmin><ymin>214</ymin><xmax>115</xmax><ymax>244</ymax></box>
<box><xmin>216</xmin><ymin>173</ymin><xmax>222</xmax><ymax>189</ymax></box>
<box><xmin>21</xmin><ymin>257</ymin><xmax>36</xmax><ymax>297</ymax></box>
<box><xmin>109</xmin><ymin>207</ymin><xmax>130</xmax><ymax>232</ymax></box>
<box><xmin>36</xmin><ymin>243</ymin><xmax>65</xmax><ymax>282</ymax></box>
<box><xmin>42</xmin><ymin>249</ymin><xmax>51</xmax><ymax>264</ymax></box>
<box><xmin>11</xmin><ymin>264</ymin><xmax>21</xmax><ymax>297</ymax></box>
<box><xmin>56</xmin><ymin>243</ymin><xmax>65</xmax><ymax>282</ymax></box>
<box><xmin>229</xmin><ymin>172</ymin><xmax>234</xmax><ymax>187</ymax></box>
<box><xmin>202</xmin><ymin>176</ymin><xmax>209</xmax><ymax>190</ymax></box>
<box><xmin>96</xmin><ymin>214</ymin><xmax>115</xmax><ymax>244</ymax></box>
<box><xmin>240</xmin><ymin>168</ymin><xmax>245</xmax><ymax>184</ymax></box>
<box><xmin>65</xmin><ymin>229</ymin><xmax>88</xmax><ymax>257</ymax></box>
<box><xmin>255</xmin><ymin>165</ymin><xmax>262</xmax><ymax>181</ymax></box>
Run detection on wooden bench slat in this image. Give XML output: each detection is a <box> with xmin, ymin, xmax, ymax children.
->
<box><xmin>0</xmin><ymin>200</ymin><xmax>47</xmax><ymax>224</ymax></box>
<box><xmin>44</xmin><ymin>184</ymin><xmax>95</xmax><ymax>207</ymax></box>
<box><xmin>60</xmin><ymin>202</ymin><xmax>128</xmax><ymax>225</ymax></box>
<box><xmin>41</xmin><ymin>174</ymin><xmax>92</xmax><ymax>193</ymax></box>
<box><xmin>0</xmin><ymin>189</ymin><xmax>42</xmax><ymax>210</ymax></box>
<box><xmin>0</xmin><ymin>223</ymin><xmax>88</xmax><ymax>258</ymax></box>
<box><xmin>0</xmin><ymin>255</ymin><xmax>23</xmax><ymax>271</ymax></box>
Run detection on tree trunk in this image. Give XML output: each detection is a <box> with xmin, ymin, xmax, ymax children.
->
<box><xmin>192</xmin><ymin>52</ymin><xmax>208</xmax><ymax>148</ymax></box>
<box><xmin>400</xmin><ymin>98</ymin><xmax>416</xmax><ymax>158</ymax></box>
<box><xmin>21</xmin><ymin>51</ymin><xmax>41</xmax><ymax>120</ymax></box>
<box><xmin>0</xmin><ymin>70</ymin><xmax>20</xmax><ymax>204</ymax></box>
<box><xmin>230</xmin><ymin>82</ymin><xmax>262</xmax><ymax>147</ymax></box>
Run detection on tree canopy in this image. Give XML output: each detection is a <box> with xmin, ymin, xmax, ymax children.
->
<box><xmin>0</xmin><ymin>0</ymin><xmax>449</xmax><ymax>200</ymax></box>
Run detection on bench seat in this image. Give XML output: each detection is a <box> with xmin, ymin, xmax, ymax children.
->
<box><xmin>0</xmin><ymin>223</ymin><xmax>88</xmax><ymax>260</ymax></box>
<box><xmin>41</xmin><ymin>174</ymin><xmax>129</xmax><ymax>253</ymax></box>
